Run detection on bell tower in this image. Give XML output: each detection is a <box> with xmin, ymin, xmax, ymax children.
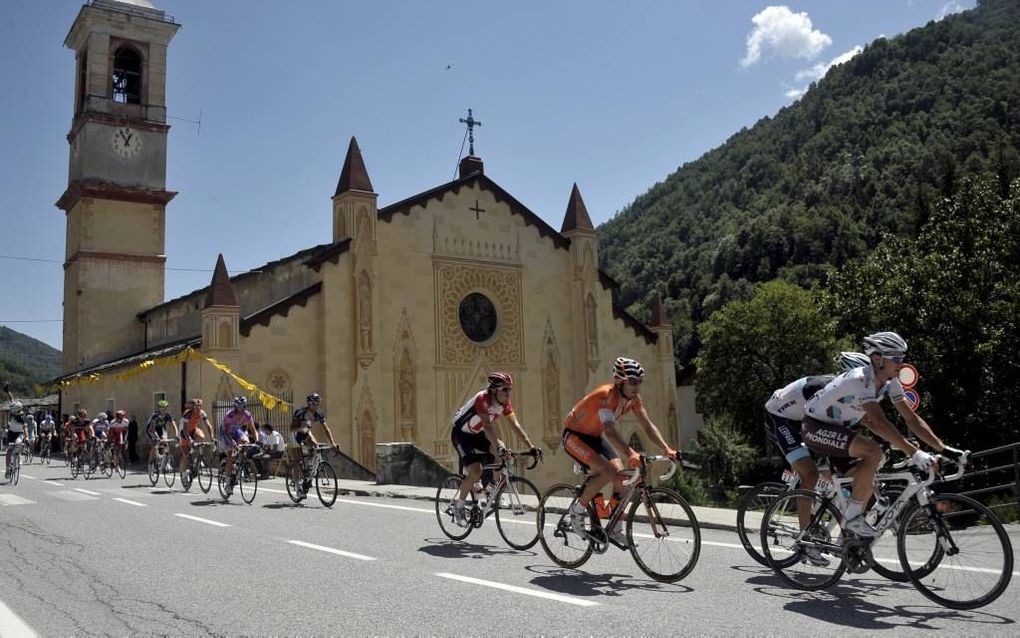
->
<box><xmin>57</xmin><ymin>0</ymin><xmax>180</xmax><ymax>372</ymax></box>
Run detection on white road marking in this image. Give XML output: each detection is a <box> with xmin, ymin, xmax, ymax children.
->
<box><xmin>113</xmin><ymin>498</ymin><xmax>146</xmax><ymax>507</ymax></box>
<box><xmin>0</xmin><ymin>494</ymin><xmax>35</xmax><ymax>506</ymax></box>
<box><xmin>174</xmin><ymin>513</ymin><xmax>230</xmax><ymax>527</ymax></box>
<box><xmin>20</xmin><ymin>474</ymin><xmax>35</xmax><ymax>480</ymax></box>
<box><xmin>0</xmin><ymin>596</ymin><xmax>38</xmax><ymax>638</ymax></box>
<box><xmin>46</xmin><ymin>481</ymin><xmax>64</xmax><ymax>486</ymax></box>
<box><xmin>287</xmin><ymin>540</ymin><xmax>376</xmax><ymax>561</ymax></box>
<box><xmin>73</xmin><ymin>488</ymin><xmax>102</xmax><ymax>496</ymax></box>
<box><xmin>337</xmin><ymin>498</ymin><xmax>435</xmax><ymax>514</ymax></box>
<box><xmin>436</xmin><ymin>572</ymin><xmax>598</xmax><ymax>607</ymax></box>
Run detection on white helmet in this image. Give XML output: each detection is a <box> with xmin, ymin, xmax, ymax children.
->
<box><xmin>835</xmin><ymin>351</ymin><xmax>871</xmax><ymax>372</ymax></box>
<box><xmin>863</xmin><ymin>331</ymin><xmax>908</xmax><ymax>357</ymax></box>
<box><xmin>10</xmin><ymin>401</ymin><xmax>23</xmax><ymax>414</ymax></box>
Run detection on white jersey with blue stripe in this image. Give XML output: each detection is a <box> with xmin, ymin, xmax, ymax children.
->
<box><xmin>804</xmin><ymin>366</ymin><xmax>905</xmax><ymax>426</ymax></box>
<box><xmin>765</xmin><ymin>375</ymin><xmax>835</xmax><ymax>421</ymax></box>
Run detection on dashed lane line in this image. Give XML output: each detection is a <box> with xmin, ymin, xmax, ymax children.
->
<box><xmin>173</xmin><ymin>513</ymin><xmax>230</xmax><ymax>527</ymax></box>
<box><xmin>0</xmin><ymin>596</ymin><xmax>38</xmax><ymax>638</ymax></box>
<box><xmin>286</xmin><ymin>540</ymin><xmax>376</xmax><ymax>561</ymax></box>
<box><xmin>436</xmin><ymin>572</ymin><xmax>599</xmax><ymax>607</ymax></box>
<box><xmin>113</xmin><ymin>498</ymin><xmax>146</xmax><ymax>507</ymax></box>
<box><xmin>73</xmin><ymin>488</ymin><xmax>102</xmax><ymax>496</ymax></box>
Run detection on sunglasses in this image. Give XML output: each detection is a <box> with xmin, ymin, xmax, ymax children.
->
<box><xmin>887</xmin><ymin>355</ymin><xmax>906</xmax><ymax>364</ymax></box>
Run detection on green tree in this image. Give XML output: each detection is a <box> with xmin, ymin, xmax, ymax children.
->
<box><xmin>825</xmin><ymin>176</ymin><xmax>1020</xmax><ymax>450</ymax></box>
<box><xmin>694</xmin><ymin>280</ymin><xmax>842</xmax><ymax>448</ymax></box>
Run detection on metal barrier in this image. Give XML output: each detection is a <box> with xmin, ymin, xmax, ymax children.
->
<box><xmin>955</xmin><ymin>442</ymin><xmax>1020</xmax><ymax>518</ymax></box>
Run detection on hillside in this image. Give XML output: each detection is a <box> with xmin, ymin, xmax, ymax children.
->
<box><xmin>598</xmin><ymin>0</ymin><xmax>1020</xmax><ymax>365</ymax></box>
<box><xmin>0</xmin><ymin>326</ymin><xmax>62</xmax><ymax>395</ymax></box>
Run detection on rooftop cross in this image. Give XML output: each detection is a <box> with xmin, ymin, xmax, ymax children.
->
<box><xmin>459</xmin><ymin>108</ymin><xmax>482</xmax><ymax>156</ymax></box>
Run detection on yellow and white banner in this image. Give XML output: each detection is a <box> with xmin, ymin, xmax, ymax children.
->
<box><xmin>45</xmin><ymin>347</ymin><xmax>290</xmax><ymax>411</ymax></box>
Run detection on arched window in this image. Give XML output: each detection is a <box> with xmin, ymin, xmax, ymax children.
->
<box><xmin>112</xmin><ymin>46</ymin><xmax>142</xmax><ymax>104</ymax></box>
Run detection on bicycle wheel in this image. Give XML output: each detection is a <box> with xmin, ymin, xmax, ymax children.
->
<box><xmin>897</xmin><ymin>492</ymin><xmax>1014</xmax><ymax>610</ymax></box>
<box><xmin>238</xmin><ymin>459</ymin><xmax>258</xmax><ymax>504</ymax></box>
<box><xmin>10</xmin><ymin>453</ymin><xmax>20</xmax><ymax>485</ymax></box>
<box><xmin>197</xmin><ymin>458</ymin><xmax>214</xmax><ymax>494</ymax></box>
<box><xmin>736</xmin><ymin>481</ymin><xmax>787</xmax><ymax>567</ymax></box>
<box><xmin>494</xmin><ymin>476</ymin><xmax>542</xmax><ymax>550</ymax></box>
<box><xmin>162</xmin><ymin>455</ymin><xmax>176</xmax><ymax>488</ymax></box>
<box><xmin>867</xmin><ymin>484</ymin><xmax>941</xmax><ymax>583</ymax></box>
<box><xmin>102</xmin><ymin>452</ymin><xmax>114</xmax><ymax>478</ymax></box>
<box><xmin>315</xmin><ymin>462</ymin><xmax>338</xmax><ymax>508</ymax></box>
<box><xmin>761</xmin><ymin>489</ymin><xmax>847</xmax><ymax>591</ymax></box>
<box><xmin>283</xmin><ymin>461</ymin><xmax>304</xmax><ymax>504</ymax></box>
<box><xmin>626</xmin><ymin>487</ymin><xmax>701</xmax><ymax>582</ymax></box>
<box><xmin>538</xmin><ymin>483</ymin><xmax>593</xmax><ymax>569</ymax></box>
<box><xmin>70</xmin><ymin>453</ymin><xmax>80</xmax><ymax>479</ymax></box>
<box><xmin>21</xmin><ymin>444</ymin><xmax>33</xmax><ymax>466</ymax></box>
<box><xmin>435</xmin><ymin>475</ymin><xmax>474</xmax><ymax>540</ymax></box>
<box><xmin>180</xmin><ymin>461</ymin><xmax>194</xmax><ymax>491</ymax></box>
<box><xmin>115</xmin><ymin>449</ymin><xmax>126</xmax><ymax>479</ymax></box>
<box><xmin>217</xmin><ymin>461</ymin><xmax>229</xmax><ymax>500</ymax></box>
<box><xmin>148</xmin><ymin>455</ymin><xmax>160</xmax><ymax>486</ymax></box>
<box><xmin>64</xmin><ymin>443</ymin><xmax>71</xmax><ymax>467</ymax></box>
<box><xmin>82</xmin><ymin>452</ymin><xmax>94</xmax><ymax>480</ymax></box>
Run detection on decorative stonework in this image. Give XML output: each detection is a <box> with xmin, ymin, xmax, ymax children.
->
<box><xmin>355</xmin><ymin>383</ymin><xmax>378</xmax><ymax>471</ymax></box>
<box><xmin>541</xmin><ymin>321</ymin><xmax>562</xmax><ymax>451</ymax></box>
<box><xmin>357</xmin><ymin>269</ymin><xmax>375</xmax><ymax>368</ymax></box>
<box><xmin>585</xmin><ymin>292</ymin><xmax>599</xmax><ymax>372</ymax></box>
<box><xmin>267</xmin><ymin>368</ymin><xmax>291</xmax><ymax>394</ymax></box>
<box><xmin>433</xmin><ymin>225</ymin><xmax>520</xmax><ymax>263</ymax></box>
<box><xmin>393</xmin><ymin>310</ymin><xmax>419</xmax><ymax>443</ymax></box>
<box><xmin>435</xmin><ymin>261</ymin><xmax>524</xmax><ymax>365</ymax></box>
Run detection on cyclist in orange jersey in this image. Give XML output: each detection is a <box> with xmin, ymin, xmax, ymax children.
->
<box><xmin>179</xmin><ymin>398</ymin><xmax>214</xmax><ymax>475</ymax></box>
<box><xmin>561</xmin><ymin>357</ymin><xmax>680</xmax><ymax>542</ymax></box>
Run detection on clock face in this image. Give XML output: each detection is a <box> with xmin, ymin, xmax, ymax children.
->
<box><xmin>111</xmin><ymin>126</ymin><xmax>143</xmax><ymax>159</ymax></box>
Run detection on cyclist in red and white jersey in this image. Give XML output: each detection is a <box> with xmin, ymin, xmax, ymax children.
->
<box><xmin>449</xmin><ymin>372</ymin><xmax>541</xmax><ymax>527</ymax></box>
<box><xmin>803</xmin><ymin>331</ymin><xmax>964</xmax><ymax>537</ymax></box>
<box><xmin>109</xmin><ymin>410</ymin><xmax>130</xmax><ymax>471</ymax></box>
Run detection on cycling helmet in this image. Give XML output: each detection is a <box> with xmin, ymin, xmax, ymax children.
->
<box><xmin>487</xmin><ymin>372</ymin><xmax>514</xmax><ymax>390</ymax></box>
<box><xmin>96</xmin><ymin>412</ymin><xmax>108</xmax><ymax>420</ymax></box>
<box><xmin>233</xmin><ymin>396</ymin><xmax>247</xmax><ymax>408</ymax></box>
<box><xmin>191</xmin><ymin>398</ymin><xmax>203</xmax><ymax>407</ymax></box>
<box><xmin>835</xmin><ymin>351</ymin><xmax>871</xmax><ymax>372</ymax></box>
<box><xmin>306</xmin><ymin>393</ymin><xmax>321</xmax><ymax>403</ymax></box>
<box><xmin>115</xmin><ymin>409</ymin><xmax>126</xmax><ymax>418</ymax></box>
<box><xmin>157</xmin><ymin>400</ymin><xmax>169</xmax><ymax>409</ymax></box>
<box><xmin>9</xmin><ymin>401</ymin><xmax>23</xmax><ymax>414</ymax></box>
<box><xmin>863</xmin><ymin>331</ymin><xmax>908</xmax><ymax>357</ymax></box>
<box><xmin>613</xmin><ymin>357</ymin><xmax>645</xmax><ymax>382</ymax></box>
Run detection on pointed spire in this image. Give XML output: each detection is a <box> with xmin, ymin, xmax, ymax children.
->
<box><xmin>649</xmin><ymin>295</ymin><xmax>669</xmax><ymax>328</ymax></box>
<box><xmin>204</xmin><ymin>254</ymin><xmax>237</xmax><ymax>308</ymax></box>
<box><xmin>334</xmin><ymin>136</ymin><xmax>374</xmax><ymax>196</ymax></box>
<box><xmin>560</xmin><ymin>183</ymin><xmax>594</xmax><ymax>233</ymax></box>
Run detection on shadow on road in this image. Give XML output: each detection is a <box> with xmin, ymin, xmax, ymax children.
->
<box><xmin>523</xmin><ymin>564</ymin><xmax>693</xmax><ymax>598</ymax></box>
<box><xmin>418</xmin><ymin>538</ymin><xmax>532</xmax><ymax>559</ymax></box>
<box><xmin>744</xmin><ymin>570</ymin><xmax>1015</xmax><ymax>630</ymax></box>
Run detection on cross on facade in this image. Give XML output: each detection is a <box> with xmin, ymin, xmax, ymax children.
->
<box><xmin>459</xmin><ymin>108</ymin><xmax>482</xmax><ymax>156</ymax></box>
<box><xmin>469</xmin><ymin>200</ymin><xmax>485</xmax><ymax>220</ymax></box>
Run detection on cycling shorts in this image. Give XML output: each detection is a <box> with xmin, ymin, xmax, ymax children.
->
<box><xmin>74</xmin><ymin>430</ymin><xmax>88</xmax><ymax>443</ymax></box>
<box><xmin>294</xmin><ymin>429</ymin><xmax>314</xmax><ymax>446</ymax></box>
<box><xmin>6</xmin><ymin>431</ymin><xmax>23</xmax><ymax>445</ymax></box>
<box><xmin>450</xmin><ymin>427</ymin><xmax>493</xmax><ymax>471</ymax></box>
<box><xmin>561</xmin><ymin>429</ymin><xmax>618</xmax><ymax>472</ymax></box>
<box><xmin>764</xmin><ymin>411</ymin><xmax>811</xmax><ymax>465</ymax></box>
<box><xmin>801</xmin><ymin>416</ymin><xmax>858</xmax><ymax>457</ymax></box>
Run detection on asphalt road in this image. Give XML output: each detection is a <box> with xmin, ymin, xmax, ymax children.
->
<box><xmin>1</xmin><ymin>462</ymin><xmax>1018</xmax><ymax>636</ymax></box>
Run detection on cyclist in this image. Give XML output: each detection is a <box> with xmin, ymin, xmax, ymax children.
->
<box><xmin>146</xmin><ymin>400</ymin><xmax>179</xmax><ymax>465</ymax></box>
<box><xmin>109</xmin><ymin>410</ymin><xmax>130</xmax><ymax>471</ymax></box>
<box><xmin>561</xmin><ymin>357</ymin><xmax>679</xmax><ymax>543</ymax></box>
<box><xmin>91</xmin><ymin>412</ymin><xmax>110</xmax><ymax>466</ymax></box>
<box><xmin>289</xmin><ymin>393</ymin><xmax>341</xmax><ymax>499</ymax></box>
<box><xmin>764</xmin><ymin>351</ymin><xmax>870</xmax><ymax>566</ymax></box>
<box><xmin>220</xmin><ymin>396</ymin><xmax>258</xmax><ymax>496</ymax></box>
<box><xmin>179</xmin><ymin>398</ymin><xmax>214</xmax><ymax>480</ymax></box>
<box><xmin>69</xmin><ymin>408</ymin><xmax>91</xmax><ymax>459</ymax></box>
<box><xmin>803</xmin><ymin>332</ymin><xmax>964</xmax><ymax>537</ymax></box>
<box><xmin>449</xmin><ymin>372</ymin><xmax>541</xmax><ymax>527</ymax></box>
<box><xmin>24</xmin><ymin>412</ymin><xmax>37</xmax><ymax>452</ymax></box>
<box><xmin>3</xmin><ymin>383</ymin><xmax>27</xmax><ymax>478</ymax></box>
<box><xmin>38</xmin><ymin>412</ymin><xmax>56</xmax><ymax>457</ymax></box>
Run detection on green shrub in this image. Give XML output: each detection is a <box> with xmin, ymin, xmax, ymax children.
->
<box><xmin>686</xmin><ymin>417</ymin><xmax>757</xmax><ymax>489</ymax></box>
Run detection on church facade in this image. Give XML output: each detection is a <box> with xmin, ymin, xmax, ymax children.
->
<box><xmin>55</xmin><ymin>0</ymin><xmax>685</xmax><ymax>486</ymax></box>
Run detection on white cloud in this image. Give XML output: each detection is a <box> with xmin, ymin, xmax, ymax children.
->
<box><xmin>936</xmin><ymin>0</ymin><xmax>976</xmax><ymax>21</ymax></box>
<box><xmin>785</xmin><ymin>87</ymin><xmax>807</xmax><ymax>100</ymax></box>
<box><xmin>740</xmin><ymin>6</ymin><xmax>832</xmax><ymax>68</ymax></box>
<box><xmin>794</xmin><ymin>46</ymin><xmax>864</xmax><ymax>82</ymax></box>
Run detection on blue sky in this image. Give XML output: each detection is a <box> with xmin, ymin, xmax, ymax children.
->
<box><xmin>0</xmin><ymin>0</ymin><xmax>975</xmax><ymax>350</ymax></box>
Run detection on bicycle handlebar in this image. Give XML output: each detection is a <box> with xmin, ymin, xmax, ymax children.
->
<box><xmin>622</xmin><ymin>454</ymin><xmax>677</xmax><ymax>486</ymax></box>
<box><xmin>924</xmin><ymin>450</ymin><xmax>969</xmax><ymax>486</ymax></box>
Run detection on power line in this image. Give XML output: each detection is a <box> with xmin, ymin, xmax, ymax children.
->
<box><xmin>0</xmin><ymin>320</ymin><xmax>62</xmax><ymax>323</ymax></box>
<box><xmin>0</xmin><ymin>254</ymin><xmax>258</xmax><ymax>273</ymax></box>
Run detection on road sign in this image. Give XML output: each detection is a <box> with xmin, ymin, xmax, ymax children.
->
<box><xmin>904</xmin><ymin>389</ymin><xmax>920</xmax><ymax>410</ymax></box>
<box><xmin>899</xmin><ymin>364</ymin><xmax>919</xmax><ymax>388</ymax></box>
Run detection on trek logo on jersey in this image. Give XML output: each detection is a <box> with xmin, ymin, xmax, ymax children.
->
<box><xmin>776</xmin><ymin>399</ymin><xmax>797</xmax><ymax>415</ymax></box>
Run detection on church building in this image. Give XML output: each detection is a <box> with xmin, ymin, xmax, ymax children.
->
<box><xmin>54</xmin><ymin>0</ymin><xmax>684</xmax><ymax>485</ymax></box>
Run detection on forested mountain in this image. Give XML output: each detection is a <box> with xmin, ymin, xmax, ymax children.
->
<box><xmin>0</xmin><ymin>326</ymin><xmax>61</xmax><ymax>396</ymax></box>
<box><xmin>599</xmin><ymin>0</ymin><xmax>1020</xmax><ymax>366</ymax></box>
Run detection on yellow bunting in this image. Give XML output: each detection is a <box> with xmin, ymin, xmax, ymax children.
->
<box><xmin>44</xmin><ymin>346</ymin><xmax>290</xmax><ymax>412</ymax></box>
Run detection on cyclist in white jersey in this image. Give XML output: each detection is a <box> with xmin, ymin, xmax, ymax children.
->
<box><xmin>764</xmin><ymin>352</ymin><xmax>870</xmax><ymax>565</ymax></box>
<box><xmin>802</xmin><ymin>331</ymin><xmax>963</xmax><ymax>537</ymax></box>
<box><xmin>4</xmin><ymin>383</ymin><xmax>27</xmax><ymax>477</ymax></box>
